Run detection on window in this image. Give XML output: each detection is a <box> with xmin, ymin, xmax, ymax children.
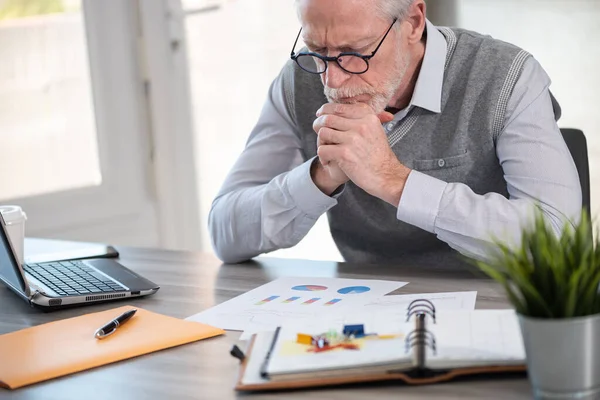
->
<box><xmin>0</xmin><ymin>0</ymin><xmax>101</xmax><ymax>201</ymax></box>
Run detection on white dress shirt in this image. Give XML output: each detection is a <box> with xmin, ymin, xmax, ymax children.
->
<box><xmin>208</xmin><ymin>20</ymin><xmax>582</xmax><ymax>263</ymax></box>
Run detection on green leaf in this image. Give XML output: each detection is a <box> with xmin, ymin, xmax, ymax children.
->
<box><xmin>0</xmin><ymin>0</ymin><xmax>65</xmax><ymax>21</ymax></box>
<box><xmin>565</xmin><ymin>266</ymin><xmax>585</xmax><ymax>317</ymax></box>
<box><xmin>472</xmin><ymin>208</ymin><xmax>600</xmax><ymax>319</ymax></box>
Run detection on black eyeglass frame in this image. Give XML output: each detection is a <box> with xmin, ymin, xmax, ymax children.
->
<box><xmin>289</xmin><ymin>18</ymin><xmax>398</xmax><ymax>75</ymax></box>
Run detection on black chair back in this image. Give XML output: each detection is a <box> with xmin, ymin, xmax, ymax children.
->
<box><xmin>560</xmin><ymin>128</ymin><xmax>591</xmax><ymax>223</ymax></box>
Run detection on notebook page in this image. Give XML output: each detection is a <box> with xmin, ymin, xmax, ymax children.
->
<box><xmin>241</xmin><ymin>331</ymin><xmax>276</xmax><ymax>385</ymax></box>
<box><xmin>264</xmin><ymin>321</ymin><xmax>413</xmax><ymax>377</ymax></box>
<box><xmin>425</xmin><ymin>310</ymin><xmax>525</xmax><ymax>370</ymax></box>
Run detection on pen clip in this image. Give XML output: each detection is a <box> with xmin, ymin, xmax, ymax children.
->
<box><xmin>230</xmin><ymin>344</ymin><xmax>246</xmax><ymax>362</ymax></box>
<box><xmin>95</xmin><ymin>326</ymin><xmax>116</xmax><ymax>339</ymax></box>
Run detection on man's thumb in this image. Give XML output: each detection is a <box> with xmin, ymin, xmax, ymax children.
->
<box><xmin>377</xmin><ymin>111</ymin><xmax>394</xmax><ymax>123</ymax></box>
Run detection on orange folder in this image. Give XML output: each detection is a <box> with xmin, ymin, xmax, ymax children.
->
<box><xmin>0</xmin><ymin>305</ymin><xmax>225</xmax><ymax>389</ymax></box>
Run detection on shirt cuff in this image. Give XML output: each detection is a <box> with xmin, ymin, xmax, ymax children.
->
<box><xmin>396</xmin><ymin>170</ymin><xmax>448</xmax><ymax>233</ymax></box>
<box><xmin>287</xmin><ymin>157</ymin><xmax>339</xmax><ymax>218</ymax></box>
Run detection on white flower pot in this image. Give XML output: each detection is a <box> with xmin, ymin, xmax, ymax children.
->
<box><xmin>518</xmin><ymin>312</ymin><xmax>600</xmax><ymax>399</ymax></box>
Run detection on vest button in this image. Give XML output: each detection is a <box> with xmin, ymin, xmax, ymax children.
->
<box><xmin>438</xmin><ymin>159</ymin><xmax>446</xmax><ymax>167</ymax></box>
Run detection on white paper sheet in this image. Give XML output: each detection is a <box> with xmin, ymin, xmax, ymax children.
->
<box><xmin>426</xmin><ymin>309</ymin><xmax>525</xmax><ymax>369</ymax></box>
<box><xmin>185</xmin><ymin>277</ymin><xmax>407</xmax><ymax>331</ymax></box>
<box><xmin>361</xmin><ymin>290</ymin><xmax>477</xmax><ymax>310</ymax></box>
<box><xmin>238</xmin><ymin>291</ymin><xmax>477</xmax><ymax>340</ymax></box>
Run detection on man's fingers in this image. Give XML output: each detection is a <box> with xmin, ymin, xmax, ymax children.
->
<box><xmin>377</xmin><ymin>111</ymin><xmax>394</xmax><ymax>123</ymax></box>
<box><xmin>317</xmin><ymin>103</ymin><xmax>395</xmax><ymax>126</ymax></box>
<box><xmin>317</xmin><ymin>144</ymin><xmax>343</xmax><ymax>165</ymax></box>
<box><xmin>313</xmin><ymin>114</ymin><xmax>355</xmax><ymax>133</ymax></box>
<box><xmin>317</xmin><ymin>127</ymin><xmax>346</xmax><ymax>145</ymax></box>
<box><xmin>316</xmin><ymin>102</ymin><xmax>374</xmax><ymax>119</ymax></box>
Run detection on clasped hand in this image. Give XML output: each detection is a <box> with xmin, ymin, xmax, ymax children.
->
<box><xmin>312</xmin><ymin>103</ymin><xmax>411</xmax><ymax>206</ymax></box>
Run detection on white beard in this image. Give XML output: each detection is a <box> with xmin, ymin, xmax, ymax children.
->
<box><xmin>323</xmin><ymin>48</ymin><xmax>410</xmax><ymax>114</ymax></box>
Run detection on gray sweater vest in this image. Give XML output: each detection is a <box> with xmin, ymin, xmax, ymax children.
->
<box><xmin>280</xmin><ymin>26</ymin><xmax>558</xmax><ymax>265</ymax></box>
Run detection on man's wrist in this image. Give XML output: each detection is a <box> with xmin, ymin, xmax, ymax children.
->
<box><xmin>380</xmin><ymin>164</ymin><xmax>412</xmax><ymax>207</ymax></box>
<box><xmin>310</xmin><ymin>159</ymin><xmax>344</xmax><ymax>196</ymax></box>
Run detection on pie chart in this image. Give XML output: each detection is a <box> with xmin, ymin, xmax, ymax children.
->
<box><xmin>337</xmin><ymin>286</ymin><xmax>371</xmax><ymax>294</ymax></box>
<box><xmin>292</xmin><ymin>285</ymin><xmax>328</xmax><ymax>291</ymax></box>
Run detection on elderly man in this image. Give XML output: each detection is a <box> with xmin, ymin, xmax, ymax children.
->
<box><xmin>208</xmin><ymin>0</ymin><xmax>581</xmax><ymax>265</ymax></box>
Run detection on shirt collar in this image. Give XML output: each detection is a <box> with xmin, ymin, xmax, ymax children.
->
<box><xmin>406</xmin><ymin>18</ymin><xmax>447</xmax><ymax>114</ymax></box>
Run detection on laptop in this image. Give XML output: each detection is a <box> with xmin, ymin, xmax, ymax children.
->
<box><xmin>0</xmin><ymin>213</ymin><xmax>160</xmax><ymax>310</ymax></box>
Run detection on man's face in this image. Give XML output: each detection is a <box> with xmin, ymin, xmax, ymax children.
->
<box><xmin>297</xmin><ymin>0</ymin><xmax>410</xmax><ymax>113</ymax></box>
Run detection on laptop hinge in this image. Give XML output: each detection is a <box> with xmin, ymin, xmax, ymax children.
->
<box><xmin>27</xmin><ymin>288</ymin><xmax>42</xmax><ymax>302</ymax></box>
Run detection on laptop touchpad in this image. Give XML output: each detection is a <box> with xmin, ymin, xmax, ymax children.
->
<box><xmin>83</xmin><ymin>259</ymin><xmax>157</xmax><ymax>292</ymax></box>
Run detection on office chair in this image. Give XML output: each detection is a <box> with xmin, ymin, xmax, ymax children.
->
<box><xmin>560</xmin><ymin>128</ymin><xmax>591</xmax><ymax>224</ymax></box>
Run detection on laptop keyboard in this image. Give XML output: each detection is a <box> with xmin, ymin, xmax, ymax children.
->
<box><xmin>23</xmin><ymin>261</ymin><xmax>125</xmax><ymax>296</ymax></box>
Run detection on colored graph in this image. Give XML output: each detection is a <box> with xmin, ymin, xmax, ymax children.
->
<box><xmin>302</xmin><ymin>298</ymin><xmax>320</xmax><ymax>305</ymax></box>
<box><xmin>324</xmin><ymin>298</ymin><xmax>342</xmax><ymax>306</ymax></box>
<box><xmin>337</xmin><ymin>286</ymin><xmax>371</xmax><ymax>294</ymax></box>
<box><xmin>283</xmin><ymin>296</ymin><xmax>301</xmax><ymax>303</ymax></box>
<box><xmin>292</xmin><ymin>285</ymin><xmax>328</xmax><ymax>291</ymax></box>
<box><xmin>255</xmin><ymin>295</ymin><xmax>279</xmax><ymax>305</ymax></box>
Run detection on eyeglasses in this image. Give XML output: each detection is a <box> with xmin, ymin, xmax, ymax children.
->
<box><xmin>290</xmin><ymin>19</ymin><xmax>398</xmax><ymax>75</ymax></box>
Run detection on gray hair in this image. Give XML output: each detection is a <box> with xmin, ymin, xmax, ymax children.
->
<box><xmin>294</xmin><ymin>0</ymin><xmax>415</xmax><ymax>23</ymax></box>
<box><xmin>374</xmin><ymin>0</ymin><xmax>415</xmax><ymax>21</ymax></box>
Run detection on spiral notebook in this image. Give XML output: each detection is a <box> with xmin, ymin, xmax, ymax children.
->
<box><xmin>233</xmin><ymin>300</ymin><xmax>527</xmax><ymax>391</ymax></box>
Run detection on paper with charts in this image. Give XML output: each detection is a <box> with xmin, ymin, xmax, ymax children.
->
<box><xmin>185</xmin><ymin>277</ymin><xmax>408</xmax><ymax>331</ymax></box>
<box><xmin>238</xmin><ymin>290</ymin><xmax>478</xmax><ymax>340</ymax></box>
<box><xmin>361</xmin><ymin>290</ymin><xmax>477</xmax><ymax>310</ymax></box>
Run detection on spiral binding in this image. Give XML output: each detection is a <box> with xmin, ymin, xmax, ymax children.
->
<box><xmin>404</xmin><ymin>326</ymin><xmax>437</xmax><ymax>355</ymax></box>
<box><xmin>404</xmin><ymin>299</ymin><xmax>437</xmax><ymax>366</ymax></box>
<box><xmin>406</xmin><ymin>298</ymin><xmax>436</xmax><ymax>323</ymax></box>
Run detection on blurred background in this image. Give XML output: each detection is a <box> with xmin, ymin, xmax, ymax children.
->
<box><xmin>0</xmin><ymin>0</ymin><xmax>598</xmax><ymax>262</ymax></box>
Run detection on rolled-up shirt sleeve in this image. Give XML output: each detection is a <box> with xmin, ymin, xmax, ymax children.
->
<box><xmin>208</xmin><ymin>71</ymin><xmax>338</xmax><ymax>264</ymax></box>
<box><xmin>396</xmin><ymin>57</ymin><xmax>582</xmax><ymax>261</ymax></box>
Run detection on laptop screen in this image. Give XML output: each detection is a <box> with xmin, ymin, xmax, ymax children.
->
<box><xmin>0</xmin><ymin>214</ymin><xmax>27</xmax><ymax>294</ymax></box>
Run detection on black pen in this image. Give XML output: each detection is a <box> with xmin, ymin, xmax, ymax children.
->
<box><xmin>259</xmin><ymin>326</ymin><xmax>281</xmax><ymax>378</ymax></box>
<box><xmin>94</xmin><ymin>309</ymin><xmax>137</xmax><ymax>339</ymax></box>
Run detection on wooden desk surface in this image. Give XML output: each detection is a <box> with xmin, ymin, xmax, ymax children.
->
<box><xmin>0</xmin><ymin>243</ymin><xmax>533</xmax><ymax>399</ymax></box>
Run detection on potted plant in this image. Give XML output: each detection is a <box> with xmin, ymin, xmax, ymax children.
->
<box><xmin>474</xmin><ymin>208</ymin><xmax>600</xmax><ymax>400</ymax></box>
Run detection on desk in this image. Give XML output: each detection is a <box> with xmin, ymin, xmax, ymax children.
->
<box><xmin>0</xmin><ymin>243</ymin><xmax>533</xmax><ymax>399</ymax></box>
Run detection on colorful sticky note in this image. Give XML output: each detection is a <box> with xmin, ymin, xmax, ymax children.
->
<box><xmin>297</xmin><ymin>333</ymin><xmax>313</xmax><ymax>345</ymax></box>
<box><xmin>343</xmin><ymin>324</ymin><xmax>365</xmax><ymax>338</ymax></box>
